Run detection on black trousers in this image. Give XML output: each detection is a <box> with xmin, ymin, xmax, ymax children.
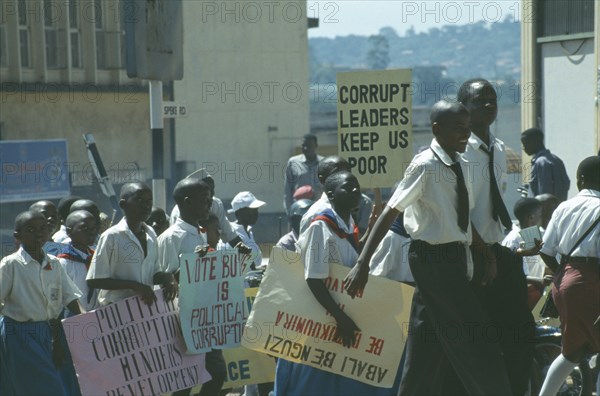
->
<box><xmin>172</xmin><ymin>349</ymin><xmax>227</xmax><ymax>396</ymax></box>
<box><xmin>398</xmin><ymin>240</ymin><xmax>512</xmax><ymax>396</ymax></box>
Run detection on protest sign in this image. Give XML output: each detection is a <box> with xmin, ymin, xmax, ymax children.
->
<box><xmin>62</xmin><ymin>290</ymin><xmax>211</xmax><ymax>395</ymax></box>
<box><xmin>179</xmin><ymin>250</ymin><xmax>250</xmax><ymax>353</ymax></box>
<box><xmin>242</xmin><ymin>248</ymin><xmax>413</xmax><ymax>388</ymax></box>
<box><xmin>337</xmin><ymin>69</ymin><xmax>413</xmax><ymax>188</ymax></box>
<box><xmin>222</xmin><ymin>287</ymin><xmax>276</xmax><ymax>388</ymax></box>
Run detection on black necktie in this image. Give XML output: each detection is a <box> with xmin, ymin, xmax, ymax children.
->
<box><xmin>481</xmin><ymin>145</ymin><xmax>512</xmax><ymax>230</ymax></box>
<box><xmin>449</xmin><ymin>162</ymin><xmax>470</xmax><ymax>234</ymax></box>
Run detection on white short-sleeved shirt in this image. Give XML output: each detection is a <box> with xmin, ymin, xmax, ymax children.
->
<box><xmin>87</xmin><ymin>218</ymin><xmax>161</xmax><ymax>306</ymax></box>
<box><xmin>369</xmin><ymin>230</ymin><xmax>413</xmax><ymax>283</ymax></box>
<box><xmin>296</xmin><ymin>210</ymin><xmax>358</xmax><ymax>280</ymax></box>
<box><xmin>52</xmin><ymin>225</ymin><xmax>70</xmax><ymax>243</ymax></box>
<box><xmin>158</xmin><ymin>218</ymin><xmax>207</xmax><ymax>274</ymax></box>
<box><xmin>541</xmin><ymin>189</ymin><xmax>600</xmax><ymax>258</ymax></box>
<box><xmin>0</xmin><ymin>247</ymin><xmax>81</xmax><ymax>321</ymax></box>
<box><xmin>58</xmin><ymin>245</ymin><xmax>99</xmax><ymax>312</ymax></box>
<box><xmin>170</xmin><ymin>197</ymin><xmax>238</xmax><ymax>243</ymax></box>
<box><xmin>231</xmin><ymin>222</ymin><xmax>262</xmax><ymax>267</ymax></box>
<box><xmin>501</xmin><ymin>227</ymin><xmax>545</xmax><ymax>279</ymax></box>
<box><xmin>299</xmin><ymin>193</ymin><xmax>331</xmax><ymax>235</ymax></box>
<box><xmin>464</xmin><ymin>133</ymin><xmax>508</xmax><ymax>243</ymax></box>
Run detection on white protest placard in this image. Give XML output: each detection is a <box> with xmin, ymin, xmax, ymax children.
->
<box><xmin>337</xmin><ymin>69</ymin><xmax>413</xmax><ymax>188</ymax></box>
<box><xmin>179</xmin><ymin>250</ymin><xmax>251</xmax><ymax>353</ymax></box>
<box><xmin>242</xmin><ymin>248</ymin><xmax>414</xmax><ymax>388</ymax></box>
<box><xmin>62</xmin><ymin>290</ymin><xmax>211</xmax><ymax>395</ymax></box>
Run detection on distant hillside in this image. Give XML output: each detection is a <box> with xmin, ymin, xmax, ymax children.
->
<box><xmin>309</xmin><ymin>18</ymin><xmax>520</xmax><ymax>87</ymax></box>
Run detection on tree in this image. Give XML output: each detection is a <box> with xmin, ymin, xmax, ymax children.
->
<box><xmin>366</xmin><ymin>35</ymin><xmax>390</xmax><ymax>70</ymax></box>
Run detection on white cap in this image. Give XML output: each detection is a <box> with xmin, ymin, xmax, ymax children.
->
<box><xmin>231</xmin><ymin>191</ymin><xmax>266</xmax><ymax>212</ymax></box>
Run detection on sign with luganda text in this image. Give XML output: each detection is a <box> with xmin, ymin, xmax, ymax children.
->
<box><xmin>337</xmin><ymin>69</ymin><xmax>413</xmax><ymax>188</ymax></box>
<box><xmin>62</xmin><ymin>290</ymin><xmax>211</xmax><ymax>395</ymax></box>
<box><xmin>242</xmin><ymin>248</ymin><xmax>413</xmax><ymax>387</ymax></box>
<box><xmin>179</xmin><ymin>250</ymin><xmax>250</xmax><ymax>353</ymax></box>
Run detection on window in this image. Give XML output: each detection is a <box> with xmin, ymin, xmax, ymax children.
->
<box><xmin>44</xmin><ymin>0</ymin><xmax>67</xmax><ymax>69</ymax></box>
<box><xmin>69</xmin><ymin>0</ymin><xmax>81</xmax><ymax>68</ymax></box>
<box><xmin>0</xmin><ymin>25</ymin><xmax>7</xmax><ymax>67</ymax></box>
<box><xmin>18</xmin><ymin>0</ymin><xmax>30</xmax><ymax>67</ymax></box>
<box><xmin>539</xmin><ymin>0</ymin><xmax>594</xmax><ymax>37</ymax></box>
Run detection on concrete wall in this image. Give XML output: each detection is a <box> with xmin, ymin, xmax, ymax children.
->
<box><xmin>173</xmin><ymin>0</ymin><xmax>310</xmax><ymax>215</ymax></box>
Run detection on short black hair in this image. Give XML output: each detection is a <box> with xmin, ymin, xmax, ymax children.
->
<box><xmin>29</xmin><ymin>200</ymin><xmax>55</xmax><ymax>212</ymax></box>
<box><xmin>173</xmin><ymin>179</ymin><xmax>210</xmax><ymax>206</ymax></box>
<box><xmin>120</xmin><ymin>182</ymin><xmax>150</xmax><ymax>201</ymax></box>
<box><xmin>70</xmin><ymin>199</ymin><xmax>99</xmax><ymax>216</ymax></box>
<box><xmin>521</xmin><ymin>128</ymin><xmax>544</xmax><ymax>141</ymax></box>
<box><xmin>65</xmin><ymin>210</ymin><xmax>94</xmax><ymax>229</ymax></box>
<box><xmin>577</xmin><ymin>156</ymin><xmax>600</xmax><ymax>186</ymax></box>
<box><xmin>303</xmin><ymin>133</ymin><xmax>318</xmax><ymax>145</ymax></box>
<box><xmin>14</xmin><ymin>210</ymin><xmax>45</xmax><ymax>232</ymax></box>
<box><xmin>57</xmin><ymin>195</ymin><xmax>82</xmax><ymax>222</ymax></box>
<box><xmin>324</xmin><ymin>170</ymin><xmax>355</xmax><ymax>194</ymax></box>
<box><xmin>513</xmin><ymin>198</ymin><xmax>541</xmax><ymax>224</ymax></box>
<box><xmin>318</xmin><ymin>156</ymin><xmax>351</xmax><ymax>184</ymax></box>
<box><xmin>457</xmin><ymin>78</ymin><xmax>492</xmax><ymax>105</ymax></box>
<box><xmin>430</xmin><ymin>100</ymin><xmax>469</xmax><ymax>125</ymax></box>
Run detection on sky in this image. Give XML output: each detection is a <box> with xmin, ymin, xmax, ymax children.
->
<box><xmin>307</xmin><ymin>0</ymin><xmax>521</xmax><ymax>38</ymax></box>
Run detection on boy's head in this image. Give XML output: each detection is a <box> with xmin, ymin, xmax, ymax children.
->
<box><xmin>29</xmin><ymin>200</ymin><xmax>59</xmax><ymax>235</ymax></box>
<box><xmin>457</xmin><ymin>78</ymin><xmax>498</xmax><ymax>129</ymax></box>
<box><xmin>14</xmin><ymin>210</ymin><xmax>49</xmax><ymax>252</ymax></box>
<box><xmin>325</xmin><ymin>171</ymin><xmax>362</xmax><ymax>214</ymax></box>
<box><xmin>146</xmin><ymin>207</ymin><xmax>170</xmax><ymax>236</ymax></box>
<box><xmin>173</xmin><ymin>179</ymin><xmax>212</xmax><ymax>223</ymax></box>
<box><xmin>535</xmin><ymin>194</ymin><xmax>559</xmax><ymax>229</ymax></box>
<box><xmin>70</xmin><ymin>199</ymin><xmax>101</xmax><ymax>227</ymax></box>
<box><xmin>301</xmin><ymin>134</ymin><xmax>318</xmax><ymax>161</ymax></box>
<box><xmin>430</xmin><ymin>100</ymin><xmax>470</xmax><ymax>155</ymax></box>
<box><xmin>232</xmin><ymin>191</ymin><xmax>265</xmax><ymax>226</ymax></box>
<box><xmin>57</xmin><ymin>195</ymin><xmax>83</xmax><ymax>225</ymax></box>
<box><xmin>318</xmin><ymin>156</ymin><xmax>352</xmax><ymax>185</ymax></box>
<box><xmin>119</xmin><ymin>182</ymin><xmax>153</xmax><ymax>223</ymax></box>
<box><xmin>521</xmin><ymin>128</ymin><xmax>544</xmax><ymax>156</ymax></box>
<box><xmin>576</xmin><ymin>156</ymin><xmax>600</xmax><ymax>191</ymax></box>
<box><xmin>66</xmin><ymin>210</ymin><xmax>98</xmax><ymax>249</ymax></box>
<box><xmin>199</xmin><ymin>214</ymin><xmax>220</xmax><ymax>248</ymax></box>
<box><xmin>513</xmin><ymin>198</ymin><xmax>542</xmax><ymax>228</ymax></box>
<box><xmin>289</xmin><ymin>199</ymin><xmax>314</xmax><ymax>236</ymax></box>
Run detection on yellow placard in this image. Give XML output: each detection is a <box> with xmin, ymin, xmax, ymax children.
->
<box><xmin>337</xmin><ymin>69</ymin><xmax>413</xmax><ymax>189</ymax></box>
<box><xmin>242</xmin><ymin>248</ymin><xmax>414</xmax><ymax>388</ymax></box>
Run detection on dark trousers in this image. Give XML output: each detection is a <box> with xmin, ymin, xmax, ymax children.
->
<box><xmin>398</xmin><ymin>240</ymin><xmax>511</xmax><ymax>396</ymax></box>
<box><xmin>173</xmin><ymin>349</ymin><xmax>227</xmax><ymax>396</ymax></box>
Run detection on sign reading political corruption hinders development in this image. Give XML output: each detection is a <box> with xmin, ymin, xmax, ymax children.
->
<box><xmin>337</xmin><ymin>69</ymin><xmax>413</xmax><ymax>188</ymax></box>
<box><xmin>242</xmin><ymin>248</ymin><xmax>414</xmax><ymax>388</ymax></box>
<box><xmin>62</xmin><ymin>290</ymin><xmax>210</xmax><ymax>395</ymax></box>
<box><xmin>179</xmin><ymin>250</ymin><xmax>251</xmax><ymax>353</ymax></box>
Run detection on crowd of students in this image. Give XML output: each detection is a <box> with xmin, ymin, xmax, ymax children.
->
<box><xmin>0</xmin><ymin>77</ymin><xmax>598</xmax><ymax>396</ymax></box>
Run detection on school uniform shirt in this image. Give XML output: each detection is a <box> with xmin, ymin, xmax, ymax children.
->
<box><xmin>529</xmin><ymin>148</ymin><xmax>570</xmax><ymax>201</ymax></box>
<box><xmin>52</xmin><ymin>225</ymin><xmax>70</xmax><ymax>243</ymax></box>
<box><xmin>157</xmin><ymin>218</ymin><xmax>207</xmax><ymax>274</ymax></box>
<box><xmin>388</xmin><ymin>138</ymin><xmax>475</xmax><ymax>277</ymax></box>
<box><xmin>369</xmin><ymin>230</ymin><xmax>413</xmax><ymax>282</ymax></box>
<box><xmin>169</xmin><ymin>197</ymin><xmax>238</xmax><ymax>243</ymax></box>
<box><xmin>296</xmin><ymin>209</ymin><xmax>358</xmax><ymax>280</ymax></box>
<box><xmin>0</xmin><ymin>247</ymin><xmax>81</xmax><ymax>321</ymax></box>
<box><xmin>58</xmin><ymin>245</ymin><xmax>98</xmax><ymax>312</ymax></box>
<box><xmin>231</xmin><ymin>222</ymin><xmax>262</xmax><ymax>268</ymax></box>
<box><xmin>501</xmin><ymin>227</ymin><xmax>545</xmax><ymax>279</ymax></box>
<box><xmin>464</xmin><ymin>133</ymin><xmax>508</xmax><ymax>243</ymax></box>
<box><xmin>87</xmin><ymin>218</ymin><xmax>161</xmax><ymax>306</ymax></box>
<box><xmin>299</xmin><ymin>193</ymin><xmax>331</xmax><ymax>235</ymax></box>
<box><xmin>276</xmin><ymin>230</ymin><xmax>298</xmax><ymax>252</ymax></box>
<box><xmin>540</xmin><ymin>189</ymin><xmax>600</xmax><ymax>258</ymax></box>
<box><xmin>284</xmin><ymin>153</ymin><xmax>324</xmax><ymax>213</ymax></box>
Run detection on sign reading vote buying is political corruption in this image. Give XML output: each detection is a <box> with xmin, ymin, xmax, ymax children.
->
<box><xmin>62</xmin><ymin>290</ymin><xmax>211</xmax><ymax>395</ymax></box>
<box><xmin>337</xmin><ymin>69</ymin><xmax>413</xmax><ymax>188</ymax></box>
<box><xmin>179</xmin><ymin>250</ymin><xmax>251</xmax><ymax>353</ymax></box>
<box><xmin>242</xmin><ymin>248</ymin><xmax>414</xmax><ymax>388</ymax></box>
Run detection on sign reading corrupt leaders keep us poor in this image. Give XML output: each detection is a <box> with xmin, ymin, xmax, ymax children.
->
<box><xmin>242</xmin><ymin>248</ymin><xmax>414</xmax><ymax>388</ymax></box>
<box><xmin>179</xmin><ymin>250</ymin><xmax>251</xmax><ymax>353</ymax></box>
<box><xmin>337</xmin><ymin>69</ymin><xmax>413</xmax><ymax>188</ymax></box>
<box><xmin>62</xmin><ymin>290</ymin><xmax>211</xmax><ymax>395</ymax></box>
